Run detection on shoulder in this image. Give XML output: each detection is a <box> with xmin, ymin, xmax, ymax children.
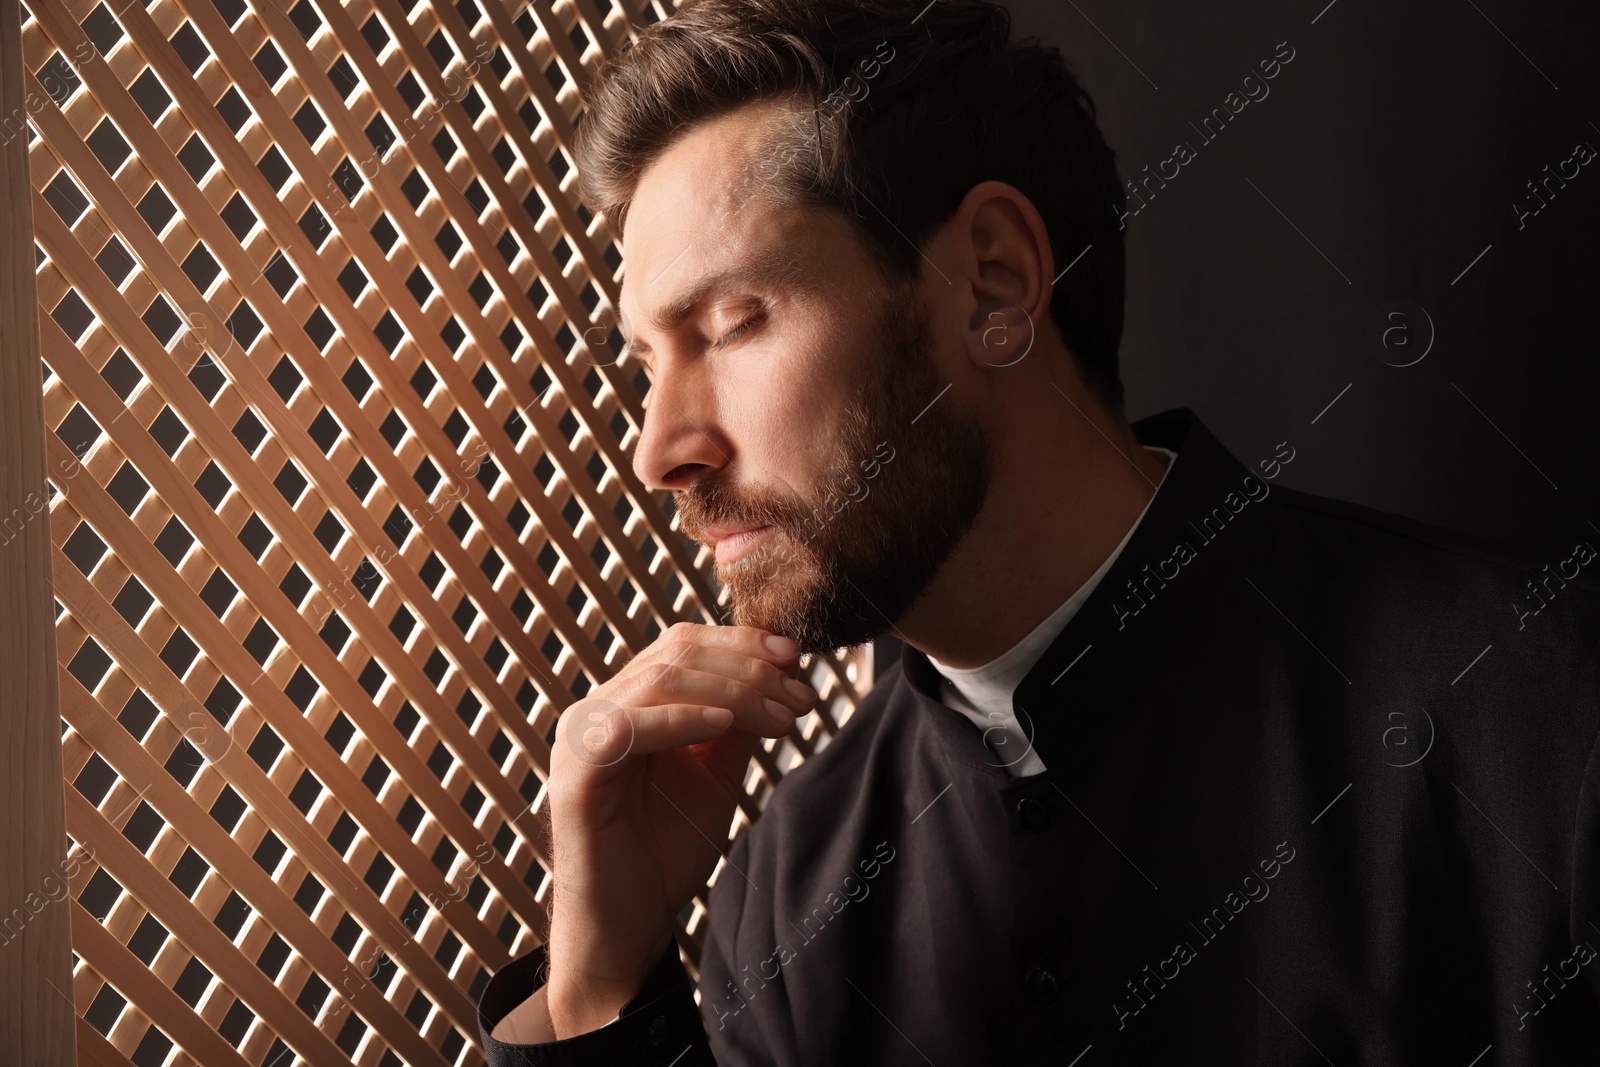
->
<box><xmin>1263</xmin><ymin>484</ymin><xmax>1562</xmax><ymax>571</ymax></box>
<box><xmin>1245</xmin><ymin>485</ymin><xmax>1600</xmax><ymax>758</ymax></box>
<box><xmin>1259</xmin><ymin>483</ymin><xmax>1600</xmax><ymax>614</ymax></box>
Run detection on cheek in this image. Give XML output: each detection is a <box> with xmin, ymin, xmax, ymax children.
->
<box><xmin>722</xmin><ymin>332</ymin><xmax>855</xmax><ymax>484</ymax></box>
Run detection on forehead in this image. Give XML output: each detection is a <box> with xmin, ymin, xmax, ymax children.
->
<box><xmin>617</xmin><ymin>98</ymin><xmax>817</xmax><ymax>328</ymax></box>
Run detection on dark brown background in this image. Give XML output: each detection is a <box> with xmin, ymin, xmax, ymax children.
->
<box><xmin>876</xmin><ymin>0</ymin><xmax>1599</xmax><ymax>674</ymax></box>
<box><xmin>1000</xmin><ymin>0</ymin><xmax>1599</xmax><ymax>556</ymax></box>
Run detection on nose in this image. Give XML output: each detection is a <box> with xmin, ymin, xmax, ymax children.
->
<box><xmin>630</xmin><ymin>361</ymin><xmax>730</xmax><ymax>492</ymax></box>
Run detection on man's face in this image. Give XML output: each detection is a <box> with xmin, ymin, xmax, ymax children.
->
<box><xmin>620</xmin><ymin>99</ymin><xmax>992</xmax><ymax>653</ymax></box>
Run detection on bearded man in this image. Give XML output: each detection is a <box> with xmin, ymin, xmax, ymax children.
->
<box><xmin>476</xmin><ymin>1</ymin><xmax>1600</xmax><ymax>1063</ymax></box>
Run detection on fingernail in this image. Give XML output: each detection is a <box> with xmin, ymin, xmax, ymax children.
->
<box><xmin>783</xmin><ymin>677</ymin><xmax>815</xmax><ymax>705</ymax></box>
<box><xmin>764</xmin><ymin>633</ymin><xmax>801</xmax><ymax>657</ymax></box>
<box><xmin>764</xmin><ymin>699</ymin><xmax>796</xmax><ymax>730</ymax></box>
<box><xmin>703</xmin><ymin>707</ymin><xmax>734</xmax><ymax>729</ymax></box>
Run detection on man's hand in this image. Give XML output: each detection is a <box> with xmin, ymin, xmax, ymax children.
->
<box><xmin>542</xmin><ymin>622</ymin><xmax>817</xmax><ymax>1039</ymax></box>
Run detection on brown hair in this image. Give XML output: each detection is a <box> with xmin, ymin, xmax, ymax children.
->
<box><xmin>572</xmin><ymin>0</ymin><xmax>1130</xmax><ymax>410</ymax></box>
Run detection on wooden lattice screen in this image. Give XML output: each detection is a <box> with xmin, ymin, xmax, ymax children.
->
<box><xmin>6</xmin><ymin>0</ymin><xmax>874</xmax><ymax>1059</ymax></box>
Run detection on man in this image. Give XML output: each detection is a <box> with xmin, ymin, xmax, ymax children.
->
<box><xmin>477</xmin><ymin>1</ymin><xmax>1600</xmax><ymax>1063</ymax></box>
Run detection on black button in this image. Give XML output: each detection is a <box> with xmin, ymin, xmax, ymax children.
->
<box><xmin>645</xmin><ymin>1012</ymin><xmax>672</xmax><ymax>1053</ymax></box>
<box><xmin>1023</xmin><ymin>966</ymin><xmax>1058</xmax><ymax>1005</ymax></box>
<box><xmin>1016</xmin><ymin>796</ymin><xmax>1051</xmax><ymax>831</ymax></box>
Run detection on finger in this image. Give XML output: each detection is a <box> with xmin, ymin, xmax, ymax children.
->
<box><xmin>656</xmin><ymin>621</ymin><xmax>805</xmax><ymax>672</ymax></box>
<box><xmin>664</xmin><ymin>645</ymin><xmax>818</xmax><ymax>713</ymax></box>
<box><xmin>609</xmin><ymin>622</ymin><xmax>805</xmax><ymax>693</ymax></box>
<box><xmin>629</xmin><ymin>664</ymin><xmax>797</xmax><ymax>736</ymax></box>
<box><xmin>557</xmin><ymin>700</ymin><xmax>734</xmax><ymax>769</ymax></box>
<box><xmin>629</xmin><ymin>703</ymin><xmax>755</xmax><ymax>757</ymax></box>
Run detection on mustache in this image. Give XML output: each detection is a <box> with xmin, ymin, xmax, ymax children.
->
<box><xmin>676</xmin><ymin>478</ymin><xmax>802</xmax><ymax>542</ymax></box>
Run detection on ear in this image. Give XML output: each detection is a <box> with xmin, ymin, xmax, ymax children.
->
<box><xmin>956</xmin><ymin>181</ymin><xmax>1055</xmax><ymax>371</ymax></box>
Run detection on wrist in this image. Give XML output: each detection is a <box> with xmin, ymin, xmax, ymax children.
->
<box><xmin>491</xmin><ymin>983</ymin><xmax>557</xmax><ymax>1044</ymax></box>
<box><xmin>546</xmin><ymin>975</ymin><xmax>635</xmax><ymax>1039</ymax></box>
<box><xmin>544</xmin><ymin>932</ymin><xmax>675</xmax><ymax>1039</ymax></box>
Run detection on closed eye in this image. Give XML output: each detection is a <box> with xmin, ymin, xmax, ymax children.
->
<box><xmin>712</xmin><ymin>313</ymin><xmax>764</xmax><ymax>350</ymax></box>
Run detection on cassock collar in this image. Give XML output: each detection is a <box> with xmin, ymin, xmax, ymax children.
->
<box><xmin>897</xmin><ymin>407</ymin><xmax>1257</xmax><ymax>781</ymax></box>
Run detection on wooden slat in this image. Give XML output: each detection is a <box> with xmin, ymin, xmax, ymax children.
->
<box><xmin>49</xmin><ymin>518</ymin><xmax>469</xmax><ymax>1061</ymax></box>
<box><xmin>59</xmin><ymin>669</ymin><xmax>441</xmax><ymax>1063</ymax></box>
<box><xmin>18</xmin><ymin>42</ymin><xmax>585</xmax><ymax>732</ymax></box>
<box><xmin>73</xmin><ymin>898</ymin><xmax>254</xmax><ymax>1067</ymax></box>
<box><xmin>64</xmin><ymin>782</ymin><xmax>354</xmax><ymax>1067</ymax></box>
<box><xmin>34</xmin><ymin>191</ymin><xmax>551</xmax><ymax>938</ymax></box>
<box><xmin>77</xmin><ymin>1014</ymin><xmax>138</xmax><ymax>1067</ymax></box>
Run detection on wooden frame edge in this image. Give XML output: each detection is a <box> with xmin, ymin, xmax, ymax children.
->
<box><xmin>1</xmin><ymin>0</ymin><xmax>77</xmax><ymax>1060</ymax></box>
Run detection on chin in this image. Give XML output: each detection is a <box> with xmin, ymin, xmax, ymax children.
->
<box><xmin>730</xmin><ymin>587</ymin><xmax>886</xmax><ymax>658</ymax></box>
<box><xmin>720</xmin><ymin>555</ymin><xmax>856</xmax><ymax>654</ymax></box>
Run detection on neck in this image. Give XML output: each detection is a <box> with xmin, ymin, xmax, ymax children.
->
<box><xmin>895</xmin><ymin>376</ymin><xmax>1168</xmax><ymax>669</ymax></box>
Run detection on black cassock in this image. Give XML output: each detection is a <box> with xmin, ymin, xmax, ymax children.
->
<box><xmin>479</xmin><ymin>408</ymin><xmax>1600</xmax><ymax>1066</ymax></box>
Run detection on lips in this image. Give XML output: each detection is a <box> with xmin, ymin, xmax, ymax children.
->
<box><xmin>703</xmin><ymin>521</ymin><xmax>765</xmax><ymax>541</ymax></box>
<box><xmin>709</xmin><ymin>524</ymin><xmax>774</xmax><ymax>565</ymax></box>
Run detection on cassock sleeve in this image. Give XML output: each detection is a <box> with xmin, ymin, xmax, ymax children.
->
<box><xmin>476</xmin><ymin>938</ymin><xmax>716</xmax><ymax>1065</ymax></box>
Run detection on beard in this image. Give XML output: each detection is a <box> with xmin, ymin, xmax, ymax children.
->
<box><xmin>674</xmin><ymin>279</ymin><xmax>993</xmax><ymax>655</ymax></box>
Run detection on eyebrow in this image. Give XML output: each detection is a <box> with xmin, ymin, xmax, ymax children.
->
<box><xmin>620</xmin><ymin>248</ymin><xmax>798</xmax><ymax>364</ymax></box>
